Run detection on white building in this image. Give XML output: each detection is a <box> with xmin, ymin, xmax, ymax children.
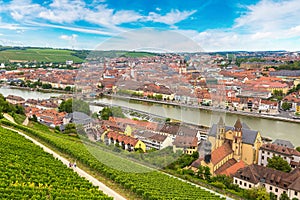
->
<box><xmin>258</xmin><ymin>143</ymin><xmax>300</xmax><ymax>169</ymax></box>
<box><xmin>233</xmin><ymin>164</ymin><xmax>300</xmax><ymax>200</ymax></box>
<box><xmin>134</xmin><ymin>130</ymin><xmax>173</xmax><ymax>150</ymax></box>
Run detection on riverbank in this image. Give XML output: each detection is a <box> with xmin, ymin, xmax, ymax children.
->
<box><xmin>105</xmin><ymin>94</ymin><xmax>300</xmax><ymax>124</ymax></box>
<box><xmin>0</xmin><ymin>84</ymin><xmax>71</xmax><ymax>94</ymax></box>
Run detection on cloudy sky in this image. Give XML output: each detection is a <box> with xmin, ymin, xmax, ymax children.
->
<box><xmin>0</xmin><ymin>0</ymin><xmax>300</xmax><ymax>51</ymax></box>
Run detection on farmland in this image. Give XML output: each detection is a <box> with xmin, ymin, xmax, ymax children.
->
<box><xmin>0</xmin><ymin>48</ymin><xmax>83</xmax><ymax>63</ymax></box>
<box><xmin>1</xmin><ymin>120</ymin><xmax>224</xmax><ymax>200</ymax></box>
<box><xmin>0</xmin><ymin>47</ymin><xmax>157</xmax><ymax>64</ymax></box>
<box><xmin>0</xmin><ymin>126</ymin><xmax>112</xmax><ymax>199</ymax></box>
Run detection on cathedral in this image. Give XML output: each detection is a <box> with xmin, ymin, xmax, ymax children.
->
<box><xmin>198</xmin><ymin>118</ymin><xmax>263</xmax><ymax>175</ymax></box>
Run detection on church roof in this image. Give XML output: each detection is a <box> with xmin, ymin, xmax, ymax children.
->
<box><xmin>234</xmin><ymin>118</ymin><xmax>242</xmax><ymax>130</ymax></box>
<box><xmin>208</xmin><ymin>122</ymin><xmax>259</xmax><ymax>145</ymax></box>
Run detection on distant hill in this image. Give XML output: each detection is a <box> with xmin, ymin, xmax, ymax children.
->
<box><xmin>0</xmin><ymin>47</ymin><xmax>83</xmax><ymax>63</ymax></box>
<box><xmin>0</xmin><ymin>47</ymin><xmax>158</xmax><ymax>64</ymax></box>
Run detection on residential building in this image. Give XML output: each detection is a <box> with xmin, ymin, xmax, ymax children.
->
<box><xmin>134</xmin><ymin>130</ymin><xmax>173</xmax><ymax>150</ymax></box>
<box><xmin>63</xmin><ymin>111</ymin><xmax>92</xmax><ymax>131</ymax></box>
<box><xmin>102</xmin><ymin>130</ymin><xmax>146</xmax><ymax>152</ymax></box>
<box><xmin>258</xmin><ymin>143</ymin><xmax>300</xmax><ymax>169</ymax></box>
<box><xmin>173</xmin><ymin>135</ymin><xmax>198</xmax><ymax>154</ymax></box>
<box><xmin>6</xmin><ymin>95</ymin><xmax>25</xmax><ymax>105</ymax></box>
<box><xmin>233</xmin><ymin>164</ymin><xmax>300</xmax><ymax>200</ymax></box>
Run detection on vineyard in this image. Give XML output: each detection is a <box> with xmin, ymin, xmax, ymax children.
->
<box><xmin>0</xmin><ymin>48</ymin><xmax>83</xmax><ymax>63</ymax></box>
<box><xmin>1</xmin><ymin>120</ymin><xmax>225</xmax><ymax>200</ymax></box>
<box><xmin>0</xmin><ymin>126</ymin><xmax>112</xmax><ymax>199</ymax></box>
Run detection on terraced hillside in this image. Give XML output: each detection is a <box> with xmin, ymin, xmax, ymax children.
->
<box><xmin>0</xmin><ymin>126</ymin><xmax>112</xmax><ymax>200</ymax></box>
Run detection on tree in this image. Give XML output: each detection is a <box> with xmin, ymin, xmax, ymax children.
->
<box><xmin>64</xmin><ymin>123</ymin><xmax>77</xmax><ymax>134</ymax></box>
<box><xmin>59</xmin><ymin>99</ymin><xmax>73</xmax><ymax>113</ymax></box>
<box><xmin>41</xmin><ymin>83</ymin><xmax>52</xmax><ymax>89</ymax></box>
<box><xmin>270</xmin><ymin>192</ymin><xmax>277</xmax><ymax>200</ymax></box>
<box><xmin>64</xmin><ymin>86</ymin><xmax>72</xmax><ymax>91</ymax></box>
<box><xmin>59</xmin><ymin>99</ymin><xmax>90</xmax><ymax>115</ymax></box>
<box><xmin>100</xmin><ymin>106</ymin><xmax>124</xmax><ymax>120</ymax></box>
<box><xmin>281</xmin><ymin>102</ymin><xmax>292</xmax><ymax>111</ymax></box>
<box><xmin>204</xmin><ymin>166</ymin><xmax>211</xmax><ymax>181</ymax></box>
<box><xmin>197</xmin><ymin>165</ymin><xmax>204</xmax><ymax>179</ymax></box>
<box><xmin>246</xmin><ymin>187</ymin><xmax>270</xmax><ymax>200</ymax></box>
<box><xmin>279</xmin><ymin>193</ymin><xmax>290</xmax><ymax>200</ymax></box>
<box><xmin>31</xmin><ymin>114</ymin><xmax>38</xmax><ymax>122</ymax></box>
<box><xmin>267</xmin><ymin>156</ymin><xmax>292</xmax><ymax>173</ymax></box>
<box><xmin>296</xmin><ymin>146</ymin><xmax>300</xmax><ymax>152</ymax></box>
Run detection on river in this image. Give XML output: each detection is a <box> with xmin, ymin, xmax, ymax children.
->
<box><xmin>1</xmin><ymin>87</ymin><xmax>299</xmax><ymax>146</ymax></box>
<box><xmin>94</xmin><ymin>97</ymin><xmax>300</xmax><ymax>146</ymax></box>
<box><xmin>0</xmin><ymin>86</ymin><xmax>61</xmax><ymax>100</ymax></box>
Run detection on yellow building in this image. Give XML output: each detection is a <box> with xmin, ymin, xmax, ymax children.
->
<box><xmin>296</xmin><ymin>103</ymin><xmax>300</xmax><ymax>114</ymax></box>
<box><xmin>200</xmin><ymin>118</ymin><xmax>262</xmax><ymax>175</ymax></box>
<box><xmin>102</xmin><ymin>129</ymin><xmax>146</xmax><ymax>152</ymax></box>
<box><xmin>173</xmin><ymin>136</ymin><xmax>198</xmax><ymax>155</ymax></box>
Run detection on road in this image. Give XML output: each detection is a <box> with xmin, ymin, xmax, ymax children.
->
<box><xmin>1</xmin><ymin>126</ymin><xmax>126</xmax><ymax>200</ymax></box>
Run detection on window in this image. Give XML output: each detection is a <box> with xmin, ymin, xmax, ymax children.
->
<box><xmin>240</xmin><ymin>181</ymin><xmax>242</xmax><ymax>185</ymax></box>
<box><xmin>244</xmin><ymin>182</ymin><xmax>247</xmax><ymax>187</ymax></box>
<box><xmin>262</xmin><ymin>156</ymin><xmax>265</xmax><ymax>159</ymax></box>
<box><xmin>270</xmin><ymin>186</ymin><xmax>273</xmax><ymax>190</ymax></box>
<box><xmin>267</xmin><ymin>152</ymin><xmax>270</xmax><ymax>155</ymax></box>
<box><xmin>262</xmin><ymin>150</ymin><xmax>265</xmax><ymax>153</ymax></box>
<box><xmin>249</xmin><ymin>185</ymin><xmax>252</xmax><ymax>188</ymax></box>
<box><xmin>275</xmin><ymin>188</ymin><xmax>278</xmax><ymax>192</ymax></box>
<box><xmin>235</xmin><ymin>180</ymin><xmax>237</xmax><ymax>184</ymax></box>
<box><xmin>295</xmin><ymin>191</ymin><xmax>298</xmax><ymax>196</ymax></box>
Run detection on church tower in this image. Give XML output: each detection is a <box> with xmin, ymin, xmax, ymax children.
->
<box><xmin>216</xmin><ymin>117</ymin><xmax>225</xmax><ymax>148</ymax></box>
<box><xmin>233</xmin><ymin>118</ymin><xmax>243</xmax><ymax>160</ymax></box>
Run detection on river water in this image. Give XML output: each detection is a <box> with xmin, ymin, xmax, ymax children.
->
<box><xmin>1</xmin><ymin>87</ymin><xmax>299</xmax><ymax>146</ymax></box>
<box><xmin>0</xmin><ymin>87</ymin><xmax>61</xmax><ymax>100</ymax></box>
<box><xmin>94</xmin><ymin>97</ymin><xmax>300</xmax><ymax>146</ymax></box>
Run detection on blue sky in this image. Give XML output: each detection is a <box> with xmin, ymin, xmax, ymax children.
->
<box><xmin>0</xmin><ymin>0</ymin><xmax>300</xmax><ymax>51</ymax></box>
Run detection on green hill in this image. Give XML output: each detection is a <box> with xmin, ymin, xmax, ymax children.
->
<box><xmin>0</xmin><ymin>46</ymin><xmax>157</xmax><ymax>64</ymax></box>
<box><xmin>0</xmin><ymin>47</ymin><xmax>83</xmax><ymax>63</ymax></box>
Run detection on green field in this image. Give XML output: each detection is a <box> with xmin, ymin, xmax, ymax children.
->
<box><xmin>0</xmin><ymin>48</ymin><xmax>83</xmax><ymax>63</ymax></box>
<box><xmin>0</xmin><ymin>126</ymin><xmax>112</xmax><ymax>199</ymax></box>
<box><xmin>0</xmin><ymin>47</ymin><xmax>157</xmax><ymax>64</ymax></box>
<box><xmin>1</xmin><ymin>120</ymin><xmax>224</xmax><ymax>200</ymax></box>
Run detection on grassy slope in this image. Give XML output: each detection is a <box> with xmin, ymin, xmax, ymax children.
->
<box><xmin>0</xmin><ymin>48</ymin><xmax>83</xmax><ymax>63</ymax></box>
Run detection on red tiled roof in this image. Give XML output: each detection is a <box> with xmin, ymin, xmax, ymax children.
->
<box><xmin>211</xmin><ymin>142</ymin><xmax>233</xmax><ymax>165</ymax></box>
<box><xmin>216</xmin><ymin>159</ymin><xmax>246</xmax><ymax>176</ymax></box>
<box><xmin>261</xmin><ymin>143</ymin><xmax>300</xmax><ymax>156</ymax></box>
<box><xmin>107</xmin><ymin>131</ymin><xmax>139</xmax><ymax>146</ymax></box>
<box><xmin>173</xmin><ymin>136</ymin><xmax>198</xmax><ymax>148</ymax></box>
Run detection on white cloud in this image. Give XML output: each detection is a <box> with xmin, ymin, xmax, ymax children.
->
<box><xmin>60</xmin><ymin>34</ymin><xmax>77</xmax><ymax>41</ymax></box>
<box><xmin>146</xmin><ymin>9</ymin><xmax>196</xmax><ymax>25</ymax></box>
<box><xmin>26</xmin><ymin>21</ymin><xmax>116</xmax><ymax>35</ymax></box>
<box><xmin>38</xmin><ymin>0</ymin><xmax>85</xmax><ymax>23</ymax></box>
<box><xmin>186</xmin><ymin>0</ymin><xmax>300</xmax><ymax>51</ymax></box>
<box><xmin>4</xmin><ymin>0</ymin><xmax>45</xmax><ymax>21</ymax></box>
<box><xmin>84</xmin><ymin>5</ymin><xmax>142</xmax><ymax>28</ymax></box>
<box><xmin>234</xmin><ymin>0</ymin><xmax>300</xmax><ymax>32</ymax></box>
<box><xmin>0</xmin><ymin>0</ymin><xmax>198</xmax><ymax>37</ymax></box>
